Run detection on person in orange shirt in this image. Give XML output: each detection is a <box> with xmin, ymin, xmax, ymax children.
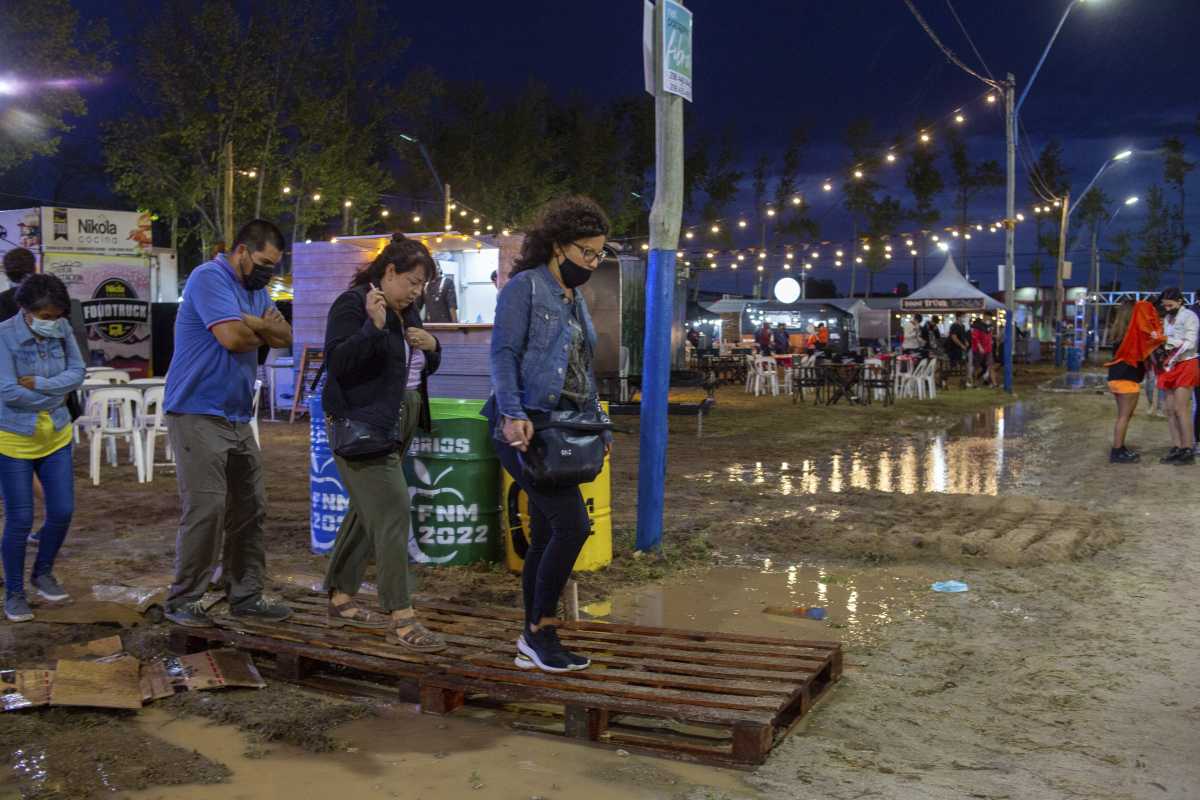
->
<box><xmin>816</xmin><ymin>323</ymin><xmax>830</xmax><ymax>348</ymax></box>
<box><xmin>1105</xmin><ymin>299</ymin><xmax>1165</xmax><ymax>463</ymax></box>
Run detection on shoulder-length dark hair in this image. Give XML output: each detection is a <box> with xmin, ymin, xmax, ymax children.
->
<box><xmin>512</xmin><ymin>195</ymin><xmax>611</xmax><ymax>274</ymax></box>
<box><xmin>16</xmin><ymin>273</ymin><xmax>71</xmax><ymax>314</ymax></box>
<box><xmin>349</xmin><ymin>233</ymin><xmax>435</xmax><ymax>289</ymax></box>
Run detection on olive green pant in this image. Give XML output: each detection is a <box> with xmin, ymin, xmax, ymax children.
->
<box><xmin>323</xmin><ymin>392</ymin><xmax>420</xmax><ymax>612</ymax></box>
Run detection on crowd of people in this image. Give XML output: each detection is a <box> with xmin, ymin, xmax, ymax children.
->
<box><xmin>0</xmin><ymin>198</ymin><xmax>612</xmax><ymax>676</ymax></box>
<box><xmin>901</xmin><ymin>312</ymin><xmax>1003</xmax><ymax>387</ymax></box>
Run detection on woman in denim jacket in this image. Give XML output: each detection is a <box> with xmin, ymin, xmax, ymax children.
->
<box><xmin>0</xmin><ymin>274</ymin><xmax>85</xmax><ymax>622</ymax></box>
<box><xmin>484</xmin><ymin>196</ymin><xmax>611</xmax><ymax>673</ymax></box>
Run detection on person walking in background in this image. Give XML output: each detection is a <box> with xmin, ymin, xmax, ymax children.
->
<box><xmin>947</xmin><ymin>313</ymin><xmax>968</xmax><ymax>368</ymax></box>
<box><xmin>421</xmin><ymin>263</ymin><xmax>458</xmax><ymax>323</ymax></box>
<box><xmin>1104</xmin><ymin>300</ymin><xmax>1164</xmax><ymax>463</ymax></box>
<box><xmin>1155</xmin><ymin>288</ymin><xmax>1198</xmax><ymax>464</ymax></box>
<box><xmin>486</xmin><ymin>195</ymin><xmax>612</xmax><ymax>673</ymax></box>
<box><xmin>816</xmin><ymin>323</ymin><xmax>830</xmax><ymax>349</ymax></box>
<box><xmin>0</xmin><ymin>248</ymin><xmax>37</xmax><ymax>322</ymax></box>
<box><xmin>321</xmin><ymin>234</ymin><xmax>446</xmax><ymax>652</ymax></box>
<box><xmin>163</xmin><ymin>220</ymin><xmax>293</xmax><ymax>627</ymax></box>
<box><xmin>901</xmin><ymin>314</ymin><xmax>921</xmax><ymax>352</ymax></box>
<box><xmin>772</xmin><ymin>323</ymin><xmax>790</xmax><ymax>355</ymax></box>
<box><xmin>0</xmin><ymin>275</ymin><xmax>84</xmax><ymax>622</ymax></box>
<box><xmin>922</xmin><ymin>315</ymin><xmax>943</xmax><ymax>353</ymax></box>
<box><xmin>755</xmin><ymin>322</ymin><xmax>774</xmax><ymax>355</ymax></box>
<box><xmin>971</xmin><ymin>318</ymin><xmax>995</xmax><ymax>387</ymax></box>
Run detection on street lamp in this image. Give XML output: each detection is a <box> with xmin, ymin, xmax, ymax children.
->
<box><xmin>398</xmin><ymin>132</ymin><xmax>449</xmax><ymax>229</ymax></box>
<box><xmin>1069</xmin><ymin>148</ymin><xmax>1136</xmax><ymax>220</ymax></box>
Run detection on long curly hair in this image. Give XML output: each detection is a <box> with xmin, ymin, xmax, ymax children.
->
<box><xmin>512</xmin><ymin>195</ymin><xmax>611</xmax><ymax>274</ymax></box>
<box><xmin>349</xmin><ymin>233</ymin><xmax>435</xmax><ymax>289</ymax></box>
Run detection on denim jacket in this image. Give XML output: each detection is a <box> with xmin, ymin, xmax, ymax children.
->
<box><xmin>485</xmin><ymin>265</ymin><xmax>604</xmax><ymax>424</ymax></box>
<box><xmin>0</xmin><ymin>315</ymin><xmax>86</xmax><ymax>437</ymax></box>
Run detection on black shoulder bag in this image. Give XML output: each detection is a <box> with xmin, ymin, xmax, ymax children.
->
<box><xmin>517</xmin><ymin>407</ymin><xmax>612</xmax><ymax>489</ymax></box>
<box><xmin>325</xmin><ymin>323</ymin><xmax>413</xmax><ymax>461</ymax></box>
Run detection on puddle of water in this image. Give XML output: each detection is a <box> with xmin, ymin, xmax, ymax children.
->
<box><xmin>595</xmin><ymin>562</ymin><xmax>932</xmax><ymax>648</ymax></box>
<box><xmin>687</xmin><ymin>403</ymin><xmax>1030</xmax><ymax>497</ymax></box>
<box><xmin>120</xmin><ymin>707</ymin><xmax>752</xmax><ymax>800</ymax></box>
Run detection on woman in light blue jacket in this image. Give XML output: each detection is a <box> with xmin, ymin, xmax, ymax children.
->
<box><xmin>0</xmin><ymin>274</ymin><xmax>85</xmax><ymax>622</ymax></box>
<box><xmin>484</xmin><ymin>196</ymin><xmax>611</xmax><ymax>673</ymax></box>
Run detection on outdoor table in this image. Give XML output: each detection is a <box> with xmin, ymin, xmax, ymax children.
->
<box><xmin>820</xmin><ymin>363</ymin><xmax>863</xmax><ymax>406</ymax></box>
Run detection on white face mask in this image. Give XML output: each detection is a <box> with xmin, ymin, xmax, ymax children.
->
<box><xmin>28</xmin><ymin>317</ymin><xmax>64</xmax><ymax>338</ymax></box>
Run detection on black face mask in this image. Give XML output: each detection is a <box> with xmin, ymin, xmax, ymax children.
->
<box><xmin>242</xmin><ymin>258</ymin><xmax>275</xmax><ymax>291</ymax></box>
<box><xmin>558</xmin><ymin>256</ymin><xmax>593</xmax><ymax>289</ymax></box>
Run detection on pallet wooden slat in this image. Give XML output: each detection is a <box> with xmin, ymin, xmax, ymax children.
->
<box><xmin>174</xmin><ymin>593</ymin><xmax>841</xmax><ymax>768</ymax></box>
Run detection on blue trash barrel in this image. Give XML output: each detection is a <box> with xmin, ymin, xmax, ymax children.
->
<box><xmin>309</xmin><ymin>394</ymin><xmax>349</xmax><ymax>554</ymax></box>
<box><xmin>1066</xmin><ymin>346</ymin><xmax>1083</xmax><ymax>373</ymax></box>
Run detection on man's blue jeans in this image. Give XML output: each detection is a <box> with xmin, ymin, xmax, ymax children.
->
<box><xmin>0</xmin><ymin>444</ymin><xmax>74</xmax><ymax>599</ymax></box>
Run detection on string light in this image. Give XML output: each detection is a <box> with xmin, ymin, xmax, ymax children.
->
<box><xmin>791</xmin><ymin>195</ymin><xmax>802</xmax><ymax>205</ymax></box>
<box><xmin>330</xmin><ymin>237</ymin><xmax>338</xmax><ymax>243</ymax></box>
<box><xmin>737</xmin><ymin>253</ymin><xmax>745</xmax><ymax>261</ymax></box>
<box><xmin>786</xmin><ymin>252</ymin><xmax>794</xmax><ymax>260</ymax></box>
<box><xmin>986</xmin><ymin>94</ymin><xmax>997</xmax><ymax>104</ymax></box>
<box><xmin>449</xmin><ymin>203</ymin><xmax>457</xmax><ymax>210</ymax></box>
<box><xmin>835</xmin><ymin>260</ymin><xmax>843</xmax><ymax>267</ymax></box>
<box><xmin>835</xmin><ymin>250</ymin><xmax>844</xmax><ymax>258</ymax></box>
<box><xmin>685</xmin><ymin>230</ymin><xmax>695</xmax><ymax>239</ymax></box>
<box><xmin>738</xmin><ymin>219</ymin><xmax>748</xmax><ymax>228</ymax></box>
<box><xmin>312</xmin><ymin>193</ymin><xmax>321</xmax><ymax>202</ymax></box>
<box><xmin>937</xmin><ymin>241</ymin><xmax>949</xmax><ymax>251</ymax></box>
<box><xmin>344</xmin><ymin>200</ymin><xmax>352</xmax><ymax>208</ymax></box>
<box><xmin>919</xmin><ymin>132</ymin><xmax>931</xmax><ymax>143</ymax></box>
<box><xmin>975</xmin><ymin>224</ymin><xmax>983</xmax><ymax>231</ymax></box>
<box><xmin>381</xmin><ymin>209</ymin><xmax>390</xmax><ymax>217</ymax></box>
<box><xmin>282</xmin><ymin>186</ymin><xmax>291</xmax><ymax>194</ymax></box>
<box><xmin>412</xmin><ymin>214</ymin><xmax>421</xmax><ymax>223</ymax></box>
<box><xmin>757</xmin><ymin>265</ymin><xmax>764</xmax><ymax>272</ymax></box>
<box><xmin>954</xmin><ymin>113</ymin><xmax>965</xmax><ymax>124</ymax></box>
<box><xmin>487</xmin><ymin>224</ymin><xmax>494</xmax><ymax>231</ymax></box>
<box><xmin>884</xmin><ymin>244</ymin><xmax>892</xmax><ymax>252</ymax></box>
<box><xmin>854</xmin><ymin>256</ymin><xmax>863</xmax><ymax>264</ymax></box>
<box><xmin>853</xmin><ymin>170</ymin><xmax>864</xmax><ymax>179</ymax></box>
<box><xmin>862</xmin><ymin>243</ymin><xmax>871</xmax><ymax>251</ymax></box>
<box><xmin>459</xmin><ymin>210</ymin><xmax>467</xmax><ymax>217</ymax></box>
<box><xmin>766</xmin><ymin>208</ymin><xmax>777</xmax><ymax>217</ymax></box>
<box><xmin>758</xmin><ymin>251</ymin><xmax>766</xmax><ymax>259</ymax></box>
<box><xmin>473</xmin><ymin>217</ymin><xmax>480</xmax><ymax>224</ymax></box>
<box><xmin>247</xmin><ymin>170</ymin><xmax>257</xmax><ymax>178</ymax></box>
<box><xmin>783</xmin><ymin>263</ymin><xmax>791</xmax><ymax>270</ymax></box>
<box><xmin>952</xmin><ymin>230</ymin><xmax>960</xmax><ymax>237</ymax></box>
<box><xmin>304</xmin><ymin>238</ymin><xmax>312</xmax><ymax>244</ymax></box>
<box><xmin>886</xmin><ymin>153</ymin><xmax>896</xmax><ymax>163</ymax></box>
<box><xmin>822</xmin><ymin>181</ymin><xmax>833</xmax><ymax>192</ymax></box>
<box><xmin>1016</xmin><ymin>213</ymin><xmax>1025</xmax><ymax>221</ymax></box>
<box><xmin>910</xmin><ymin>249</ymin><xmax>918</xmax><ymax>256</ymax></box>
<box><xmin>905</xmin><ymin>239</ymin><xmax>914</xmax><ymax>247</ymax></box>
<box><xmin>641</xmin><ymin>243</ymin><xmax>649</xmax><ymax>251</ymax></box>
<box><xmin>444</xmin><ymin>224</ymin><xmax>452</xmax><ymax>231</ymax></box>
<box><xmin>501</xmin><ymin>229</ymin><xmax>510</xmax><ymax>236</ymax></box>
<box><xmin>931</xmin><ymin>235</ymin><xmax>940</xmax><ymax>242</ymax></box>
<box><xmin>710</xmin><ymin>224</ymin><xmax>720</xmax><ymax>233</ymax></box>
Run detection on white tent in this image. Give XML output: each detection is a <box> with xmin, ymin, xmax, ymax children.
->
<box><xmin>902</xmin><ymin>255</ymin><xmax>1005</xmax><ymax>312</ymax></box>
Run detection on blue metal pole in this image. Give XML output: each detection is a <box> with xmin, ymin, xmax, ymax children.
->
<box><xmin>636</xmin><ymin>248</ymin><xmax>675</xmax><ymax>552</ymax></box>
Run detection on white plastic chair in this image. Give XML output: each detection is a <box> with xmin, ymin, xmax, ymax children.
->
<box><xmin>143</xmin><ymin>386</ymin><xmax>174</xmax><ymax>481</ymax></box>
<box><xmin>85</xmin><ymin>387</ymin><xmax>146</xmax><ymax>485</ymax></box>
<box><xmin>750</xmin><ymin>356</ymin><xmax>780</xmax><ymax>397</ymax></box>
<box><xmin>898</xmin><ymin>359</ymin><xmax>935</xmax><ymax>400</ymax></box>
<box><xmin>249</xmin><ymin>379</ymin><xmax>263</xmax><ymax>448</ymax></box>
<box><xmin>743</xmin><ymin>355</ymin><xmax>757</xmax><ymax>394</ymax></box>
<box><xmin>921</xmin><ymin>358</ymin><xmax>939</xmax><ymax>399</ymax></box>
<box><xmin>86</xmin><ymin>369</ymin><xmax>131</xmax><ymax>384</ymax></box>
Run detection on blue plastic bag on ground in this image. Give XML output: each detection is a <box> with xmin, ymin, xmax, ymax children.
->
<box><xmin>931</xmin><ymin>580</ymin><xmax>969</xmax><ymax>593</ymax></box>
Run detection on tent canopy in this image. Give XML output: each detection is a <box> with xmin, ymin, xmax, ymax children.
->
<box><xmin>901</xmin><ymin>255</ymin><xmax>1005</xmax><ymax>312</ymax></box>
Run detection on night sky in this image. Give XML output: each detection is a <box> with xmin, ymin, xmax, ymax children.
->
<box><xmin>20</xmin><ymin>0</ymin><xmax>1200</xmax><ymax>295</ymax></box>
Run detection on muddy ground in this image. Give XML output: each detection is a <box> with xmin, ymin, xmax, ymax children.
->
<box><xmin>2</xmin><ymin>365</ymin><xmax>1198</xmax><ymax>799</ymax></box>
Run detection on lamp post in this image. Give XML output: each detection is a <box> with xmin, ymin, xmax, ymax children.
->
<box><xmin>1003</xmin><ymin>0</ymin><xmax>1091</xmax><ymax>392</ymax></box>
<box><xmin>1089</xmin><ymin>196</ymin><xmax>1139</xmax><ymax>352</ymax></box>
<box><xmin>1055</xmin><ymin>149</ymin><xmax>1132</xmax><ymax>364</ymax></box>
<box><xmin>399</xmin><ymin>133</ymin><xmax>451</xmax><ymax>231</ymax></box>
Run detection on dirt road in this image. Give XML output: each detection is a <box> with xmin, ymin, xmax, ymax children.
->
<box><xmin>2</xmin><ymin>376</ymin><xmax>1197</xmax><ymax>799</ymax></box>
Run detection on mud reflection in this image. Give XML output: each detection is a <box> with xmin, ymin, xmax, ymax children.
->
<box><xmin>595</xmin><ymin>562</ymin><xmax>931</xmax><ymax>648</ymax></box>
<box><xmin>692</xmin><ymin>404</ymin><xmax>1029</xmax><ymax>497</ymax></box>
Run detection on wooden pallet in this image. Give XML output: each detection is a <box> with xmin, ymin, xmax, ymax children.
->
<box><xmin>168</xmin><ymin>594</ymin><xmax>842</xmax><ymax>768</ymax></box>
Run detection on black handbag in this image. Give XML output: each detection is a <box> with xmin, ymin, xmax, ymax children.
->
<box><xmin>327</xmin><ymin>413</ymin><xmax>404</xmax><ymax>461</ymax></box>
<box><xmin>65</xmin><ymin>390</ymin><xmax>83</xmax><ymax>422</ymax></box>
<box><xmin>517</xmin><ymin>408</ymin><xmax>612</xmax><ymax>489</ymax></box>
<box><xmin>325</xmin><ymin>318</ymin><xmax>413</xmax><ymax>461</ymax></box>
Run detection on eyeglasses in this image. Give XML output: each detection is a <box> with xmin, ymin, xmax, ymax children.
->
<box><xmin>568</xmin><ymin>241</ymin><xmax>607</xmax><ymax>266</ymax></box>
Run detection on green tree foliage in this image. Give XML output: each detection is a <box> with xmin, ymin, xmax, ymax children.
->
<box><xmin>772</xmin><ymin>127</ymin><xmax>818</xmax><ymax>240</ymax></box>
<box><xmin>946</xmin><ymin>128</ymin><xmax>1002</xmax><ymax>274</ymax></box>
<box><xmin>0</xmin><ymin>0</ymin><xmax>111</xmax><ymax>174</ymax></box>
<box><xmin>1162</xmin><ymin>135</ymin><xmax>1194</xmax><ymax>284</ymax></box>
<box><xmin>1027</xmin><ymin>139</ymin><xmax>1071</xmax><ymax>284</ymax></box>
<box><xmin>103</xmin><ymin>0</ymin><xmax>397</xmax><ymax>254</ymax></box>
<box><xmin>842</xmin><ymin>119</ymin><xmax>902</xmax><ymax>294</ymax></box>
<box><xmin>904</xmin><ymin>132</ymin><xmax>943</xmax><ymax>231</ymax></box>
<box><xmin>1132</xmin><ymin>185</ymin><xmax>1182</xmax><ymax>290</ymax></box>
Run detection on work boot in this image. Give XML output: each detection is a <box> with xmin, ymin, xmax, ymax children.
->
<box><xmin>230</xmin><ymin>594</ymin><xmax>292</xmax><ymax>623</ymax></box>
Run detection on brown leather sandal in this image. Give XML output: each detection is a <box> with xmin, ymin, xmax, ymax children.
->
<box><xmin>387</xmin><ymin>620</ymin><xmax>447</xmax><ymax>653</ymax></box>
<box><xmin>327</xmin><ymin>598</ymin><xmax>391</xmax><ymax>629</ymax></box>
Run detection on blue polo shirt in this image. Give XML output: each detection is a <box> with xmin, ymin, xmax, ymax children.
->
<box><xmin>164</xmin><ymin>254</ymin><xmax>273</xmax><ymax>422</ymax></box>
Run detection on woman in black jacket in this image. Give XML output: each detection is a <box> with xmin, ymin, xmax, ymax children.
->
<box><xmin>321</xmin><ymin>234</ymin><xmax>445</xmax><ymax>652</ymax></box>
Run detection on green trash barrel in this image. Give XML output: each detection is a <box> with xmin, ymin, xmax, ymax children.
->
<box><xmin>404</xmin><ymin>398</ymin><xmax>501</xmax><ymax>566</ymax></box>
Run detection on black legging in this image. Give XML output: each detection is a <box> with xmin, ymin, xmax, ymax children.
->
<box><xmin>494</xmin><ymin>436</ymin><xmax>592</xmax><ymax>626</ymax></box>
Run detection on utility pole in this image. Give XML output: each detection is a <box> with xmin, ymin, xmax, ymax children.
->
<box><xmin>444</xmin><ymin>183</ymin><xmax>452</xmax><ymax>231</ymax></box>
<box><xmin>1089</xmin><ymin>224</ymin><xmax>1100</xmax><ymax>361</ymax></box>
<box><xmin>637</xmin><ymin>0</ymin><xmax>687</xmax><ymax>553</ymax></box>
<box><xmin>1003</xmin><ymin>74</ymin><xmax>1016</xmax><ymax>394</ymax></box>
<box><xmin>1054</xmin><ymin>190</ymin><xmax>1071</xmax><ymax>366</ymax></box>
<box><xmin>223</xmin><ymin>140</ymin><xmax>234</xmax><ymax>244</ymax></box>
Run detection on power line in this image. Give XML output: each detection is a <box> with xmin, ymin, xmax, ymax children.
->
<box><xmin>901</xmin><ymin>0</ymin><xmax>1000</xmax><ymax>89</ymax></box>
<box><xmin>944</xmin><ymin>0</ymin><xmax>995</xmax><ymax>81</ymax></box>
